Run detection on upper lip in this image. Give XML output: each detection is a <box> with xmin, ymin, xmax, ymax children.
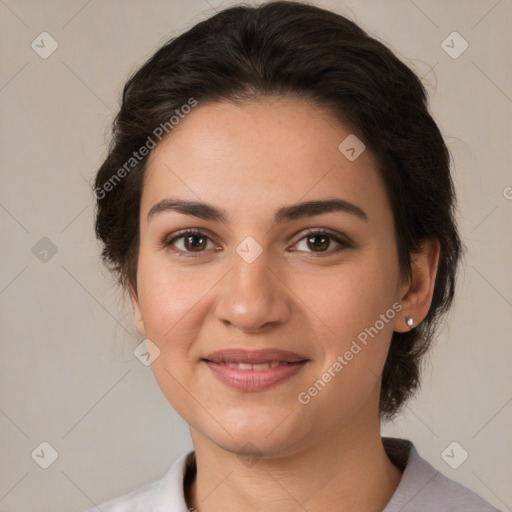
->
<box><xmin>202</xmin><ymin>348</ymin><xmax>309</xmax><ymax>364</ymax></box>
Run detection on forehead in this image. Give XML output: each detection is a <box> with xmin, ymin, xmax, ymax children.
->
<box><xmin>141</xmin><ymin>97</ymin><xmax>388</xmax><ymax>224</ymax></box>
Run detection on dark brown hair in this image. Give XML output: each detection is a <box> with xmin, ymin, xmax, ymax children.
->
<box><xmin>94</xmin><ymin>0</ymin><xmax>462</xmax><ymax>419</ymax></box>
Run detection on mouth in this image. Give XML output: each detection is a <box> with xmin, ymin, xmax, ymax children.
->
<box><xmin>214</xmin><ymin>361</ymin><xmax>295</xmax><ymax>370</ymax></box>
<box><xmin>203</xmin><ymin>347</ymin><xmax>309</xmax><ymax>365</ymax></box>
<box><xmin>201</xmin><ymin>348</ymin><xmax>310</xmax><ymax>392</ymax></box>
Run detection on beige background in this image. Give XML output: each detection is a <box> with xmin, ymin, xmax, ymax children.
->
<box><xmin>0</xmin><ymin>1</ymin><xmax>511</xmax><ymax>511</ymax></box>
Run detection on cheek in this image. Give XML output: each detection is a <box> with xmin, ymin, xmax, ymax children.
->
<box><xmin>297</xmin><ymin>253</ymin><xmax>399</xmax><ymax>343</ymax></box>
<box><xmin>135</xmin><ymin>248</ymin><xmax>212</xmax><ymax>347</ymax></box>
<box><xmin>135</xmin><ymin>249</ymin><xmax>210</xmax><ymax>417</ymax></box>
<box><xmin>298</xmin><ymin>249</ymin><xmax>400</xmax><ymax>401</ymax></box>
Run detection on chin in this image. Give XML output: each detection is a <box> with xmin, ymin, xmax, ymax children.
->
<box><xmin>196</xmin><ymin>409</ymin><xmax>311</xmax><ymax>460</ymax></box>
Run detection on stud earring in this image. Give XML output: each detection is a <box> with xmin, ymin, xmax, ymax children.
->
<box><xmin>406</xmin><ymin>317</ymin><xmax>414</xmax><ymax>328</ymax></box>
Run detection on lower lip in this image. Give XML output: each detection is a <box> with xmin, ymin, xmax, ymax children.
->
<box><xmin>203</xmin><ymin>360</ymin><xmax>308</xmax><ymax>392</ymax></box>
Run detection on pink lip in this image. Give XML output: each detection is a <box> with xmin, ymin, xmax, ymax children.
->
<box><xmin>202</xmin><ymin>348</ymin><xmax>309</xmax><ymax>392</ymax></box>
<box><xmin>203</xmin><ymin>348</ymin><xmax>308</xmax><ymax>364</ymax></box>
<box><xmin>204</xmin><ymin>361</ymin><xmax>307</xmax><ymax>392</ymax></box>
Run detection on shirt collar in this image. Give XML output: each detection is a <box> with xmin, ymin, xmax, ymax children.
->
<box><xmin>382</xmin><ymin>438</ymin><xmax>441</xmax><ymax>512</ymax></box>
<box><xmin>152</xmin><ymin>450</ymin><xmax>193</xmax><ymax>512</ymax></box>
<box><xmin>152</xmin><ymin>438</ymin><xmax>429</xmax><ymax>512</ymax></box>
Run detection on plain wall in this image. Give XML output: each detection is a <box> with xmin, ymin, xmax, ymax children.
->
<box><xmin>0</xmin><ymin>1</ymin><xmax>510</xmax><ymax>511</ymax></box>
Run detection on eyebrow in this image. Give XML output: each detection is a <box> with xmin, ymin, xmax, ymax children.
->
<box><xmin>146</xmin><ymin>197</ymin><xmax>368</xmax><ymax>225</ymax></box>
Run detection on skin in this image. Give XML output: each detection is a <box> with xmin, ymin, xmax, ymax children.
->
<box><xmin>130</xmin><ymin>96</ymin><xmax>440</xmax><ymax>512</ymax></box>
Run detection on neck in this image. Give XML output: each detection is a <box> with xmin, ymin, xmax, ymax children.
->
<box><xmin>187</xmin><ymin>417</ymin><xmax>402</xmax><ymax>512</ymax></box>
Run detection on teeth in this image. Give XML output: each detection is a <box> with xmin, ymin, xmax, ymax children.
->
<box><xmin>230</xmin><ymin>363</ymin><xmax>253</xmax><ymax>370</ymax></box>
<box><xmin>226</xmin><ymin>361</ymin><xmax>283</xmax><ymax>370</ymax></box>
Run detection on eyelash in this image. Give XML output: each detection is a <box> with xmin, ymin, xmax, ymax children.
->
<box><xmin>162</xmin><ymin>228</ymin><xmax>353</xmax><ymax>258</ymax></box>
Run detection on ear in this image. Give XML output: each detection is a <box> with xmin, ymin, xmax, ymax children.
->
<box><xmin>129</xmin><ymin>287</ymin><xmax>146</xmax><ymax>337</ymax></box>
<box><xmin>394</xmin><ymin>238</ymin><xmax>440</xmax><ymax>333</ymax></box>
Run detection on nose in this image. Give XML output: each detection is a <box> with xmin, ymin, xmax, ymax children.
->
<box><xmin>213</xmin><ymin>246</ymin><xmax>291</xmax><ymax>333</ymax></box>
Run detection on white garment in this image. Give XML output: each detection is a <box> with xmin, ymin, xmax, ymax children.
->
<box><xmin>85</xmin><ymin>439</ymin><xmax>501</xmax><ymax>511</ymax></box>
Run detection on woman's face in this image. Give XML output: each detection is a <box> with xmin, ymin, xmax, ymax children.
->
<box><xmin>131</xmin><ymin>96</ymin><xmax>410</xmax><ymax>457</ymax></box>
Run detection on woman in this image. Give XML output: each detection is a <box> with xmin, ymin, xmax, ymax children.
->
<box><xmin>90</xmin><ymin>1</ymin><xmax>500</xmax><ymax>510</ymax></box>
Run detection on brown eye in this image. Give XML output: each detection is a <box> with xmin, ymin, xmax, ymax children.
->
<box><xmin>164</xmin><ymin>229</ymin><xmax>216</xmax><ymax>255</ymax></box>
<box><xmin>182</xmin><ymin>233</ymin><xmax>208</xmax><ymax>251</ymax></box>
<box><xmin>293</xmin><ymin>230</ymin><xmax>352</xmax><ymax>255</ymax></box>
<box><xmin>306</xmin><ymin>234</ymin><xmax>330</xmax><ymax>252</ymax></box>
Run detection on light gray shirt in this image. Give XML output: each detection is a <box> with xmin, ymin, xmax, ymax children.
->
<box><xmin>86</xmin><ymin>438</ymin><xmax>501</xmax><ymax>511</ymax></box>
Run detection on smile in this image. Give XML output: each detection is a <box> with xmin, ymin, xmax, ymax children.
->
<box><xmin>203</xmin><ymin>359</ymin><xmax>308</xmax><ymax>392</ymax></box>
<box><xmin>225</xmin><ymin>361</ymin><xmax>287</xmax><ymax>370</ymax></box>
